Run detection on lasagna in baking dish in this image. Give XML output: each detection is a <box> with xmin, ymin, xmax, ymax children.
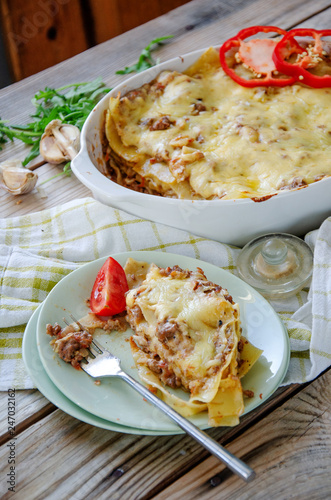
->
<box><xmin>104</xmin><ymin>47</ymin><xmax>331</xmax><ymax>200</ymax></box>
<box><xmin>124</xmin><ymin>258</ymin><xmax>262</xmax><ymax>427</ymax></box>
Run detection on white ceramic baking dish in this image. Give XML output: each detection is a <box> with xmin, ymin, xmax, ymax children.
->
<box><xmin>71</xmin><ymin>48</ymin><xmax>331</xmax><ymax>246</ymax></box>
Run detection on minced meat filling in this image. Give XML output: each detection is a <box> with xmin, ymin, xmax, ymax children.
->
<box><xmin>47</xmin><ymin>323</ymin><xmax>93</xmax><ymax>369</ymax></box>
<box><xmin>146</xmin><ymin>354</ymin><xmax>182</xmax><ymax>389</ymax></box>
<box><xmin>46</xmin><ymin>311</ymin><xmax>129</xmax><ymax>369</ymax></box>
<box><xmin>156</xmin><ymin>320</ymin><xmax>180</xmax><ymax>342</ymax></box>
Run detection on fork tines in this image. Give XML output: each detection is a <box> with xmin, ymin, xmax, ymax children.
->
<box><xmin>63</xmin><ymin>313</ymin><xmax>104</xmax><ymax>355</ymax></box>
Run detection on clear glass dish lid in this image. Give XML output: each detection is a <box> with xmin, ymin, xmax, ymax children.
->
<box><xmin>237</xmin><ymin>233</ymin><xmax>313</xmax><ymax>300</ymax></box>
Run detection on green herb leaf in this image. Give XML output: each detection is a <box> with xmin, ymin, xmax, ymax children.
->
<box><xmin>116</xmin><ymin>35</ymin><xmax>174</xmax><ymax>75</ymax></box>
<box><xmin>0</xmin><ymin>79</ymin><xmax>110</xmax><ymax>165</ymax></box>
<box><xmin>63</xmin><ymin>162</ymin><xmax>72</xmax><ymax>177</ymax></box>
<box><xmin>0</xmin><ymin>119</ymin><xmax>9</xmax><ymax>149</ymax></box>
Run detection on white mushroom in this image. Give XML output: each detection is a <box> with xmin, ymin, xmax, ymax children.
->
<box><xmin>0</xmin><ymin>159</ymin><xmax>38</xmax><ymax>195</ymax></box>
<box><xmin>39</xmin><ymin>119</ymin><xmax>80</xmax><ymax>164</ymax></box>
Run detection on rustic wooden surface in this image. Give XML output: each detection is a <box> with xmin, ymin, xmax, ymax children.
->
<box><xmin>0</xmin><ymin>0</ymin><xmax>89</xmax><ymax>81</ymax></box>
<box><xmin>1</xmin><ymin>0</ymin><xmax>331</xmax><ymax>498</ymax></box>
<box><xmin>0</xmin><ymin>0</ymin><xmax>191</xmax><ymax>81</ymax></box>
<box><xmin>89</xmin><ymin>0</ymin><xmax>192</xmax><ymax>45</ymax></box>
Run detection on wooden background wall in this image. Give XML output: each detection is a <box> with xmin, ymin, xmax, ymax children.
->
<box><xmin>0</xmin><ymin>0</ymin><xmax>191</xmax><ymax>81</ymax></box>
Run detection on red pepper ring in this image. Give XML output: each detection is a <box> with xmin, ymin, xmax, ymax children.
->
<box><xmin>273</xmin><ymin>28</ymin><xmax>331</xmax><ymax>88</ymax></box>
<box><xmin>235</xmin><ymin>25</ymin><xmax>287</xmax><ymax>40</ymax></box>
<box><xmin>219</xmin><ymin>25</ymin><xmax>297</xmax><ymax>87</ymax></box>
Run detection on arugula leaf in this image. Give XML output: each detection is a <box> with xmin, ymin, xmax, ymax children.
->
<box><xmin>116</xmin><ymin>36</ymin><xmax>174</xmax><ymax>75</ymax></box>
<box><xmin>0</xmin><ymin>120</ymin><xmax>9</xmax><ymax>149</ymax></box>
<box><xmin>38</xmin><ymin>161</ymin><xmax>72</xmax><ymax>187</ymax></box>
<box><xmin>0</xmin><ymin>119</ymin><xmax>40</xmax><ymax>148</ymax></box>
<box><xmin>0</xmin><ymin>78</ymin><xmax>110</xmax><ymax>165</ymax></box>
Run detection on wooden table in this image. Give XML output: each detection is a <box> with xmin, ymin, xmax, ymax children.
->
<box><xmin>1</xmin><ymin>1</ymin><xmax>331</xmax><ymax>498</ymax></box>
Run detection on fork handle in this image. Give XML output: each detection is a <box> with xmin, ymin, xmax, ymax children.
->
<box><xmin>119</xmin><ymin>371</ymin><xmax>255</xmax><ymax>482</ymax></box>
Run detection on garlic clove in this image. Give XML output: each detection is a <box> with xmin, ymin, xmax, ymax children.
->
<box><xmin>0</xmin><ymin>159</ymin><xmax>38</xmax><ymax>195</ymax></box>
<box><xmin>40</xmin><ymin>119</ymin><xmax>80</xmax><ymax>164</ymax></box>
<box><xmin>39</xmin><ymin>134</ymin><xmax>65</xmax><ymax>165</ymax></box>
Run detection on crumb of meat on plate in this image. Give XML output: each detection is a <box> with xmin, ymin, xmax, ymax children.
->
<box><xmin>46</xmin><ymin>322</ymin><xmax>93</xmax><ymax>368</ymax></box>
<box><xmin>46</xmin><ymin>312</ymin><xmax>128</xmax><ymax>368</ymax></box>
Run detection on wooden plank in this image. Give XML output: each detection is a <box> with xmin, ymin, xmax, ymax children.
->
<box><xmin>0</xmin><ymin>0</ymin><xmax>330</xmax><ymax>119</ymax></box>
<box><xmin>0</xmin><ymin>0</ymin><xmax>192</xmax><ymax>82</ymax></box>
<box><xmin>117</xmin><ymin>0</ymin><xmax>191</xmax><ymax>34</ymax></box>
<box><xmin>2</xmin><ymin>0</ymin><xmax>331</xmax><ymax>116</ymax></box>
<box><xmin>0</xmin><ymin>373</ymin><xmax>328</xmax><ymax>499</ymax></box>
<box><xmin>158</xmin><ymin>0</ymin><xmax>193</xmax><ymax>16</ymax></box>
<box><xmin>153</xmin><ymin>369</ymin><xmax>331</xmax><ymax>500</ymax></box>
<box><xmin>0</xmin><ymin>162</ymin><xmax>91</xmax><ymax>218</ymax></box>
<box><xmin>0</xmin><ymin>409</ymin><xmax>200</xmax><ymax>500</ymax></box>
<box><xmin>0</xmin><ymin>390</ymin><xmax>55</xmax><ymax>446</ymax></box>
<box><xmin>88</xmin><ymin>0</ymin><xmax>192</xmax><ymax>44</ymax></box>
<box><xmin>0</xmin><ymin>0</ymin><xmax>89</xmax><ymax>81</ymax></box>
<box><xmin>87</xmin><ymin>0</ymin><xmax>123</xmax><ymax>42</ymax></box>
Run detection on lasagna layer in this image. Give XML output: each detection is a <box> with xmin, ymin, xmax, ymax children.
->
<box><xmin>124</xmin><ymin>259</ymin><xmax>262</xmax><ymax>426</ymax></box>
<box><xmin>105</xmin><ymin>47</ymin><xmax>331</xmax><ymax>200</ymax></box>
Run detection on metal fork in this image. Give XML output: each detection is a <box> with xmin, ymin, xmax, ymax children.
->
<box><xmin>68</xmin><ymin>316</ymin><xmax>255</xmax><ymax>482</ymax></box>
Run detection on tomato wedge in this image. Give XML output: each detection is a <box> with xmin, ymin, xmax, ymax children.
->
<box><xmin>90</xmin><ymin>257</ymin><xmax>129</xmax><ymax>316</ymax></box>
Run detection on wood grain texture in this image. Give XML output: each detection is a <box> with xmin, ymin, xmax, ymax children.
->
<box><xmin>0</xmin><ymin>0</ymin><xmax>89</xmax><ymax>81</ymax></box>
<box><xmin>0</xmin><ymin>390</ymin><xmax>56</xmax><ymax>446</ymax></box>
<box><xmin>0</xmin><ymin>162</ymin><xmax>91</xmax><ymax>218</ymax></box>
<box><xmin>0</xmin><ymin>0</ymin><xmax>192</xmax><ymax>81</ymax></box>
<box><xmin>2</xmin><ymin>0</ymin><xmax>331</xmax><ymax>117</ymax></box>
<box><xmin>87</xmin><ymin>0</ymin><xmax>192</xmax><ymax>44</ymax></box>
<box><xmin>0</xmin><ymin>373</ymin><xmax>329</xmax><ymax>499</ymax></box>
<box><xmin>153</xmin><ymin>369</ymin><xmax>331</xmax><ymax>500</ymax></box>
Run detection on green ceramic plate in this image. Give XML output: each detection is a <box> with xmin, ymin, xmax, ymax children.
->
<box><xmin>36</xmin><ymin>251</ymin><xmax>290</xmax><ymax>433</ymax></box>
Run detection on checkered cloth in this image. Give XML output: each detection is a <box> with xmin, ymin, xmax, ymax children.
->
<box><xmin>0</xmin><ymin>197</ymin><xmax>330</xmax><ymax>389</ymax></box>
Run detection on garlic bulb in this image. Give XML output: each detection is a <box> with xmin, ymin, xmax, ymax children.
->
<box><xmin>39</xmin><ymin>119</ymin><xmax>80</xmax><ymax>164</ymax></box>
<box><xmin>0</xmin><ymin>160</ymin><xmax>38</xmax><ymax>195</ymax></box>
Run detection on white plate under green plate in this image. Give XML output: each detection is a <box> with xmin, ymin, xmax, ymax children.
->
<box><xmin>23</xmin><ymin>306</ymin><xmax>176</xmax><ymax>435</ymax></box>
<box><xmin>36</xmin><ymin>251</ymin><xmax>290</xmax><ymax>433</ymax></box>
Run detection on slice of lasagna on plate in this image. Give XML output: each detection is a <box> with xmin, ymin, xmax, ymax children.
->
<box><xmin>124</xmin><ymin>258</ymin><xmax>262</xmax><ymax>427</ymax></box>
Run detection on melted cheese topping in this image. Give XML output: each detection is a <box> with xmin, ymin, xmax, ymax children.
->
<box><xmin>126</xmin><ymin>263</ymin><xmax>240</xmax><ymax>396</ymax></box>
<box><xmin>124</xmin><ymin>259</ymin><xmax>263</xmax><ymax>427</ymax></box>
<box><xmin>106</xmin><ymin>47</ymin><xmax>331</xmax><ymax>200</ymax></box>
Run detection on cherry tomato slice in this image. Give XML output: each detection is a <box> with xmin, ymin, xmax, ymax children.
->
<box><xmin>90</xmin><ymin>257</ymin><xmax>129</xmax><ymax>316</ymax></box>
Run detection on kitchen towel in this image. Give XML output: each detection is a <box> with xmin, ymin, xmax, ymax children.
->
<box><xmin>0</xmin><ymin>197</ymin><xmax>330</xmax><ymax>390</ymax></box>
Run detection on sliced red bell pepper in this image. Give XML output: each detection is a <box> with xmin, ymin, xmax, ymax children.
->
<box><xmin>273</xmin><ymin>28</ymin><xmax>331</xmax><ymax>88</ymax></box>
<box><xmin>219</xmin><ymin>25</ymin><xmax>296</xmax><ymax>87</ymax></box>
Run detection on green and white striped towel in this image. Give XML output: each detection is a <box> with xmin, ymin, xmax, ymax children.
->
<box><xmin>0</xmin><ymin>197</ymin><xmax>330</xmax><ymax>390</ymax></box>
